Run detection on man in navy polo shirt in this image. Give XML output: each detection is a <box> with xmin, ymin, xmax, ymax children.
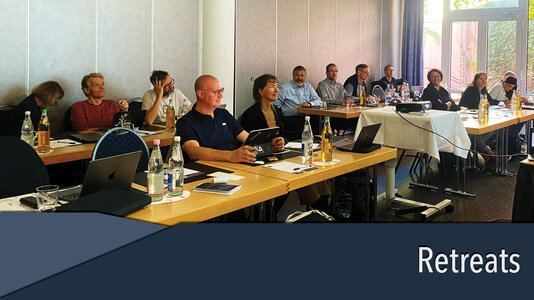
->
<box><xmin>176</xmin><ymin>75</ymin><xmax>283</xmax><ymax>163</ymax></box>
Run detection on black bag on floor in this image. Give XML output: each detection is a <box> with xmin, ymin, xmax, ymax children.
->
<box><xmin>333</xmin><ymin>170</ymin><xmax>375</xmax><ymax>222</ymax></box>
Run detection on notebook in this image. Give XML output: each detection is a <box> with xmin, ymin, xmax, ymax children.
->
<box><xmin>57</xmin><ymin>151</ymin><xmax>141</xmax><ymax>201</ymax></box>
<box><xmin>337</xmin><ymin>123</ymin><xmax>382</xmax><ymax>153</ymax></box>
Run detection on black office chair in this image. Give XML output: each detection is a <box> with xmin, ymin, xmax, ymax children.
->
<box><xmin>128</xmin><ymin>97</ymin><xmax>143</xmax><ymax>112</ymax></box>
<box><xmin>0</xmin><ymin>105</ymin><xmax>15</xmax><ymax>136</ymax></box>
<box><xmin>92</xmin><ymin>127</ymin><xmax>150</xmax><ymax>173</ymax></box>
<box><xmin>63</xmin><ymin>106</ymin><xmax>72</xmax><ymax>132</ymax></box>
<box><xmin>0</xmin><ymin>136</ymin><xmax>49</xmax><ymax>198</ymax></box>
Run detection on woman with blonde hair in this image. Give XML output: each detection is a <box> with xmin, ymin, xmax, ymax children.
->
<box><xmin>6</xmin><ymin>81</ymin><xmax>64</xmax><ymax>137</ymax></box>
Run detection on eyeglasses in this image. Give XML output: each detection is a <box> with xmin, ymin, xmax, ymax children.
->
<box><xmin>163</xmin><ymin>78</ymin><xmax>174</xmax><ymax>89</ymax></box>
<box><xmin>202</xmin><ymin>87</ymin><xmax>225</xmax><ymax>96</ymax></box>
<box><xmin>358</xmin><ymin>70</ymin><xmax>370</xmax><ymax>75</ymax></box>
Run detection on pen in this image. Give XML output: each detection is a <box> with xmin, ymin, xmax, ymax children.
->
<box><xmin>293</xmin><ymin>167</ymin><xmax>301</xmax><ymax>171</ymax></box>
<box><xmin>57</xmin><ymin>141</ymin><xmax>77</xmax><ymax>145</ymax></box>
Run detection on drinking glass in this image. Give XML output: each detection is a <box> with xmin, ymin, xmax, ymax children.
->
<box><xmin>36</xmin><ymin>185</ymin><xmax>59</xmax><ymax>212</ymax></box>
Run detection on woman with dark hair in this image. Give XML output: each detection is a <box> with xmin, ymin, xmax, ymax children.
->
<box><xmin>459</xmin><ymin>72</ymin><xmax>496</xmax><ymax>165</ymax></box>
<box><xmin>241</xmin><ymin>74</ymin><xmax>331</xmax><ymax>217</ymax></box>
<box><xmin>459</xmin><ymin>72</ymin><xmax>498</xmax><ymax>109</ymax></box>
<box><xmin>489</xmin><ymin>75</ymin><xmax>527</xmax><ymax>155</ymax></box>
<box><xmin>421</xmin><ymin>68</ymin><xmax>459</xmax><ymax>111</ymax></box>
<box><xmin>6</xmin><ymin>81</ymin><xmax>64</xmax><ymax>137</ymax></box>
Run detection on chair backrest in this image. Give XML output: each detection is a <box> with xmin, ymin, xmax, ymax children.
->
<box><xmin>63</xmin><ymin>106</ymin><xmax>72</xmax><ymax>132</ymax></box>
<box><xmin>371</xmin><ymin>85</ymin><xmax>384</xmax><ymax>98</ymax></box>
<box><xmin>128</xmin><ymin>97</ymin><xmax>143</xmax><ymax>112</ymax></box>
<box><xmin>0</xmin><ymin>106</ymin><xmax>15</xmax><ymax>136</ymax></box>
<box><xmin>0</xmin><ymin>136</ymin><xmax>49</xmax><ymax>198</ymax></box>
<box><xmin>92</xmin><ymin>127</ymin><xmax>150</xmax><ymax>173</ymax></box>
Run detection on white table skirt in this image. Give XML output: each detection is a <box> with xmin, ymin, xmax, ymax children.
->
<box><xmin>355</xmin><ymin>106</ymin><xmax>471</xmax><ymax>160</ymax></box>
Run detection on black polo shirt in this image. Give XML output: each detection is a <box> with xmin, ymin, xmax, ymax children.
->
<box><xmin>176</xmin><ymin>104</ymin><xmax>244</xmax><ymax>160</ymax></box>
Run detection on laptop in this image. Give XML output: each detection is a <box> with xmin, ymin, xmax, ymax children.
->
<box><xmin>58</xmin><ymin>151</ymin><xmax>141</xmax><ymax>201</ymax></box>
<box><xmin>113</xmin><ymin>110</ymin><xmax>147</xmax><ymax>129</ymax></box>
<box><xmin>528</xmin><ymin>130</ymin><xmax>534</xmax><ymax>161</ymax></box>
<box><xmin>337</xmin><ymin>123</ymin><xmax>382</xmax><ymax>153</ymax></box>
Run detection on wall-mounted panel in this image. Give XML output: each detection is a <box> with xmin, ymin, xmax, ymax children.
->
<box><xmin>359</xmin><ymin>0</ymin><xmax>381</xmax><ymax>82</ymax></box>
<box><xmin>235</xmin><ymin>0</ymin><xmax>277</xmax><ymax>117</ymax></box>
<box><xmin>153</xmin><ymin>0</ymin><xmax>198</xmax><ymax>103</ymax></box>
<box><xmin>309</xmin><ymin>0</ymin><xmax>336</xmax><ymax>88</ymax></box>
<box><xmin>0</xmin><ymin>0</ymin><xmax>26</xmax><ymax>104</ymax></box>
<box><xmin>30</xmin><ymin>0</ymin><xmax>95</xmax><ymax>133</ymax></box>
<box><xmin>277</xmin><ymin>0</ymin><xmax>309</xmax><ymax>84</ymax></box>
<box><xmin>98</xmin><ymin>0</ymin><xmax>151</xmax><ymax>100</ymax></box>
<box><xmin>336</xmin><ymin>0</ymin><xmax>360</xmax><ymax>84</ymax></box>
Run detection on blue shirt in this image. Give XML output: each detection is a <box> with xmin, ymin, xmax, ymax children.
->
<box><xmin>274</xmin><ymin>81</ymin><xmax>322</xmax><ymax>117</ymax></box>
<box><xmin>176</xmin><ymin>104</ymin><xmax>244</xmax><ymax>161</ymax></box>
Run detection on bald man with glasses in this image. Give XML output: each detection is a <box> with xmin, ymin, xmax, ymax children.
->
<box><xmin>176</xmin><ymin>75</ymin><xmax>282</xmax><ymax>163</ymax></box>
<box><xmin>142</xmin><ymin>70</ymin><xmax>192</xmax><ymax>126</ymax></box>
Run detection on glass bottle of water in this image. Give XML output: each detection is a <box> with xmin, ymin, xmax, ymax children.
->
<box><xmin>147</xmin><ymin>139</ymin><xmax>164</xmax><ymax>201</ymax></box>
<box><xmin>21</xmin><ymin>111</ymin><xmax>34</xmax><ymax>146</ymax></box>
<box><xmin>478</xmin><ymin>93</ymin><xmax>486</xmax><ymax>125</ymax></box>
<box><xmin>301</xmin><ymin>116</ymin><xmax>313</xmax><ymax>166</ymax></box>
<box><xmin>321</xmin><ymin>116</ymin><xmax>333</xmax><ymax>162</ymax></box>
<box><xmin>167</xmin><ymin>136</ymin><xmax>184</xmax><ymax>197</ymax></box>
<box><xmin>385</xmin><ymin>84</ymin><xmax>391</xmax><ymax>105</ymax></box>
<box><xmin>166</xmin><ymin>98</ymin><xmax>176</xmax><ymax>131</ymax></box>
<box><xmin>510</xmin><ymin>90</ymin><xmax>517</xmax><ymax>115</ymax></box>
<box><xmin>37</xmin><ymin>109</ymin><xmax>50</xmax><ymax>153</ymax></box>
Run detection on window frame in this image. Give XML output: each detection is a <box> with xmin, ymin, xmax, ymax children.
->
<box><xmin>441</xmin><ymin>0</ymin><xmax>528</xmax><ymax>93</ymax></box>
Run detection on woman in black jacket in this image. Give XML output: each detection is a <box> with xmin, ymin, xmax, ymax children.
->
<box><xmin>459</xmin><ymin>72</ymin><xmax>496</xmax><ymax>166</ymax></box>
<box><xmin>241</xmin><ymin>74</ymin><xmax>331</xmax><ymax>216</ymax></box>
<box><xmin>459</xmin><ymin>72</ymin><xmax>498</xmax><ymax>109</ymax></box>
<box><xmin>421</xmin><ymin>69</ymin><xmax>460</xmax><ymax>111</ymax></box>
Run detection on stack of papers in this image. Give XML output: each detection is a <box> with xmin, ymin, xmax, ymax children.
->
<box><xmin>50</xmin><ymin>139</ymin><xmax>82</xmax><ymax>149</ymax></box>
<box><xmin>263</xmin><ymin>161</ymin><xmax>315</xmax><ymax>173</ymax></box>
<box><xmin>285</xmin><ymin>142</ymin><xmax>320</xmax><ymax>150</ymax></box>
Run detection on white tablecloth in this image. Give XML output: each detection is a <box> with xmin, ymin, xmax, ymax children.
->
<box><xmin>355</xmin><ymin>106</ymin><xmax>471</xmax><ymax>160</ymax></box>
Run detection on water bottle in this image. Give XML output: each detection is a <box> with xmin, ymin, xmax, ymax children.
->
<box><xmin>167</xmin><ymin>136</ymin><xmax>184</xmax><ymax>197</ymax></box>
<box><xmin>385</xmin><ymin>85</ymin><xmax>391</xmax><ymax>105</ymax></box>
<box><xmin>478</xmin><ymin>93</ymin><xmax>486</xmax><ymax>125</ymax></box>
<box><xmin>37</xmin><ymin>109</ymin><xmax>50</xmax><ymax>153</ymax></box>
<box><xmin>166</xmin><ymin>98</ymin><xmax>176</xmax><ymax>131</ymax></box>
<box><xmin>510</xmin><ymin>90</ymin><xmax>517</xmax><ymax>115</ymax></box>
<box><xmin>301</xmin><ymin>116</ymin><xmax>313</xmax><ymax>166</ymax></box>
<box><xmin>147</xmin><ymin>139</ymin><xmax>164</xmax><ymax>201</ymax></box>
<box><xmin>321</xmin><ymin>116</ymin><xmax>333</xmax><ymax>162</ymax></box>
<box><xmin>21</xmin><ymin>111</ymin><xmax>34</xmax><ymax>146</ymax></box>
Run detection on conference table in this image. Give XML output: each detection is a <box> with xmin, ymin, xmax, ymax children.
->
<box><xmin>297</xmin><ymin>104</ymin><xmax>382</xmax><ymax>119</ymax></box>
<box><xmin>463</xmin><ymin>107</ymin><xmax>534</xmax><ymax>176</ymax></box>
<box><xmin>38</xmin><ymin>129</ymin><xmax>174</xmax><ymax>165</ymax></box>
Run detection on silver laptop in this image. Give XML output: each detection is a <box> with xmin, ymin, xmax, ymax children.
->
<box><xmin>58</xmin><ymin>151</ymin><xmax>142</xmax><ymax>201</ymax></box>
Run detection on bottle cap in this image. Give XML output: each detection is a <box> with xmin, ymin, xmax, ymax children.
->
<box><xmin>25</xmin><ymin>111</ymin><xmax>31</xmax><ymax>116</ymax></box>
<box><xmin>324</xmin><ymin>116</ymin><xmax>330</xmax><ymax>121</ymax></box>
<box><xmin>305</xmin><ymin>116</ymin><xmax>310</xmax><ymax>121</ymax></box>
<box><xmin>153</xmin><ymin>139</ymin><xmax>160</xmax><ymax>145</ymax></box>
<box><xmin>42</xmin><ymin>109</ymin><xmax>47</xmax><ymax>113</ymax></box>
<box><xmin>174</xmin><ymin>136</ymin><xmax>180</xmax><ymax>142</ymax></box>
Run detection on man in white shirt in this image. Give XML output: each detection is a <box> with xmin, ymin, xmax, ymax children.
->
<box><xmin>142</xmin><ymin>70</ymin><xmax>192</xmax><ymax>125</ymax></box>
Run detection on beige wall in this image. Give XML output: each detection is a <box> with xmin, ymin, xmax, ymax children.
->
<box><xmin>0</xmin><ymin>0</ymin><xmax>199</xmax><ymax>134</ymax></box>
<box><xmin>235</xmin><ymin>0</ymin><xmax>400</xmax><ymax>118</ymax></box>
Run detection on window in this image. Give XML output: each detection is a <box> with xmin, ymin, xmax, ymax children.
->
<box><xmin>423</xmin><ymin>0</ymin><xmax>528</xmax><ymax>93</ymax></box>
<box><xmin>423</xmin><ymin>0</ymin><xmax>444</xmax><ymax>86</ymax></box>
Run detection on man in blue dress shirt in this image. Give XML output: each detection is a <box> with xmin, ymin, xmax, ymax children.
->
<box><xmin>274</xmin><ymin>66</ymin><xmax>322</xmax><ymax>140</ymax></box>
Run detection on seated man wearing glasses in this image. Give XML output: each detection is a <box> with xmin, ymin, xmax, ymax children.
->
<box><xmin>344</xmin><ymin>64</ymin><xmax>371</xmax><ymax>100</ymax></box>
<box><xmin>142</xmin><ymin>70</ymin><xmax>192</xmax><ymax>126</ymax></box>
<box><xmin>176</xmin><ymin>75</ymin><xmax>284</xmax><ymax>163</ymax></box>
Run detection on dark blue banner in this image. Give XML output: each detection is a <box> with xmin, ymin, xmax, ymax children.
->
<box><xmin>2</xmin><ymin>222</ymin><xmax>533</xmax><ymax>299</ymax></box>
